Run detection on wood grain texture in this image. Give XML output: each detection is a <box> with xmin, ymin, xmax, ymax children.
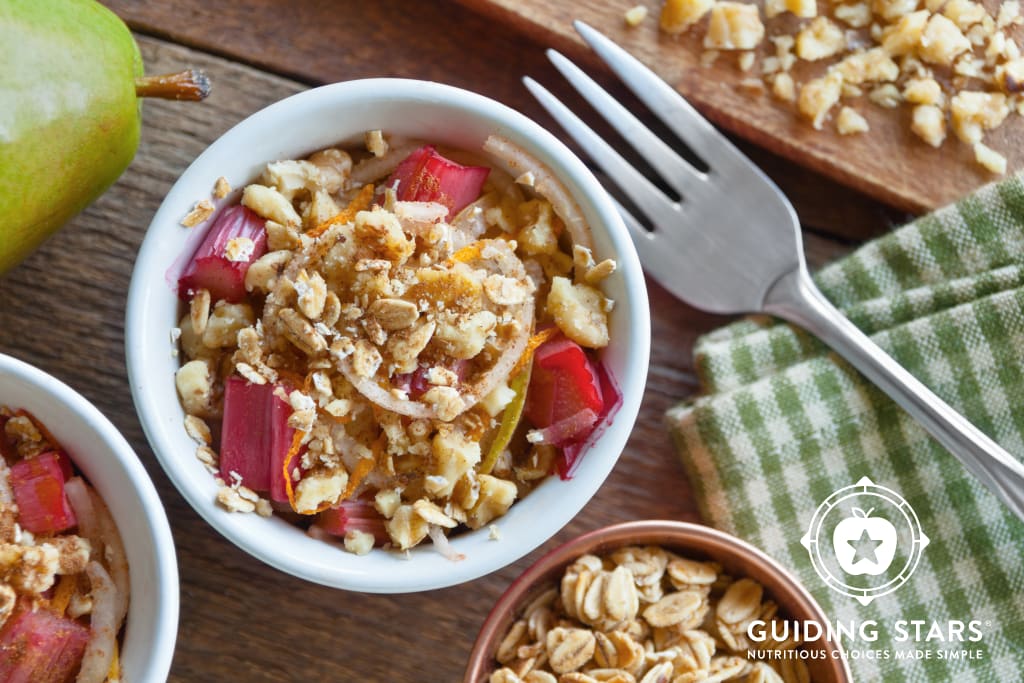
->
<box><xmin>455</xmin><ymin>0</ymin><xmax>1021</xmax><ymax>213</ymax></box>
<box><xmin>102</xmin><ymin>0</ymin><xmax>905</xmax><ymax>242</ymax></box>
<box><xmin>0</xmin><ymin>29</ymin><xmax>853</xmax><ymax>683</ymax></box>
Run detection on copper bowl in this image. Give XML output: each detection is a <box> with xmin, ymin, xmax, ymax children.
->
<box><xmin>464</xmin><ymin>520</ymin><xmax>853</xmax><ymax>683</ymax></box>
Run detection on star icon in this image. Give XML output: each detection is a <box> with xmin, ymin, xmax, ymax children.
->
<box><xmin>850</xmin><ymin>528</ymin><xmax>884</xmax><ymax>564</ymax></box>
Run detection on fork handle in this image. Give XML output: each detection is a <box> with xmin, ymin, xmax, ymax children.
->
<box><xmin>764</xmin><ymin>267</ymin><xmax>1024</xmax><ymax>523</ymax></box>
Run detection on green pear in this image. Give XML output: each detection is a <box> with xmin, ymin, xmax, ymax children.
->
<box><xmin>0</xmin><ymin>0</ymin><xmax>209</xmax><ymax>273</ymax></box>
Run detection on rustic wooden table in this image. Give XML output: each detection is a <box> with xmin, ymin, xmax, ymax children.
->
<box><xmin>0</xmin><ymin>2</ymin><xmax>910</xmax><ymax>680</ymax></box>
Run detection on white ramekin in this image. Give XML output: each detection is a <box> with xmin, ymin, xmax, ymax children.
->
<box><xmin>126</xmin><ymin>78</ymin><xmax>650</xmax><ymax>593</ymax></box>
<box><xmin>0</xmin><ymin>353</ymin><xmax>178</xmax><ymax>682</ymax></box>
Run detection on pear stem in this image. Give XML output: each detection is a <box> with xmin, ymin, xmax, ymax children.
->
<box><xmin>134</xmin><ymin>69</ymin><xmax>211</xmax><ymax>101</ymax></box>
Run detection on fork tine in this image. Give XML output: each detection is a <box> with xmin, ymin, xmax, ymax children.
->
<box><xmin>573</xmin><ymin>20</ymin><xmax>740</xmax><ymax>167</ymax></box>
<box><xmin>609</xmin><ymin>195</ymin><xmax>658</xmax><ymax>257</ymax></box>
<box><xmin>545</xmin><ymin>49</ymin><xmax>705</xmax><ymax>198</ymax></box>
<box><xmin>523</xmin><ymin>76</ymin><xmax>681</xmax><ymax>228</ymax></box>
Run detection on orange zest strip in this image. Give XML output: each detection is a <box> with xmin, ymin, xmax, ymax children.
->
<box><xmin>283</xmin><ymin>429</ymin><xmax>307</xmax><ymax>513</ymax></box>
<box><xmin>107</xmin><ymin>641</ymin><xmax>121</xmax><ymax>681</ymax></box>
<box><xmin>509</xmin><ymin>327</ymin><xmax>559</xmax><ymax>378</ymax></box>
<box><xmin>309</xmin><ymin>184</ymin><xmax>375</xmax><ymax>239</ymax></box>
<box><xmin>449</xmin><ymin>240</ymin><xmax>485</xmax><ymax>264</ymax></box>
<box><xmin>341</xmin><ymin>456</ymin><xmax>375</xmax><ymax>501</ymax></box>
<box><xmin>50</xmin><ymin>574</ymin><xmax>76</xmax><ymax>615</ymax></box>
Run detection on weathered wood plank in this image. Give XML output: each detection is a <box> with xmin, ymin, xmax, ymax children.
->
<box><xmin>0</xmin><ymin>32</ymin><xmax>852</xmax><ymax>683</ymax></box>
<box><xmin>103</xmin><ymin>0</ymin><xmax>903</xmax><ymax>241</ymax></box>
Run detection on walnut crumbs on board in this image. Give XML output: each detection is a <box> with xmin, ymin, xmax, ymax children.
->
<box><xmin>640</xmin><ymin>0</ymin><xmax>1024</xmax><ymax>174</ymax></box>
<box><xmin>172</xmin><ymin>131</ymin><xmax>622</xmax><ymax>558</ymax></box>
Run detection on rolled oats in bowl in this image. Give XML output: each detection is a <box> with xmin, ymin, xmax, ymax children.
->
<box><xmin>465</xmin><ymin>521</ymin><xmax>850</xmax><ymax>683</ymax></box>
<box><xmin>172</xmin><ymin>130</ymin><xmax>623</xmax><ymax>557</ymax></box>
<box><xmin>489</xmin><ymin>546</ymin><xmax>811</xmax><ymax>683</ymax></box>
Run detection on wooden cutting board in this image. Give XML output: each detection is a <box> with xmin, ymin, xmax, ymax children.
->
<box><xmin>456</xmin><ymin>0</ymin><xmax>1022</xmax><ymax>213</ymax></box>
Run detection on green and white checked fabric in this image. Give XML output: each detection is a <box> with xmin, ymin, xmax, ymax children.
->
<box><xmin>667</xmin><ymin>176</ymin><xmax>1024</xmax><ymax>681</ymax></box>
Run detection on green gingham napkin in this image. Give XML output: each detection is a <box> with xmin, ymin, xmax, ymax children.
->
<box><xmin>667</xmin><ymin>176</ymin><xmax>1024</xmax><ymax>680</ymax></box>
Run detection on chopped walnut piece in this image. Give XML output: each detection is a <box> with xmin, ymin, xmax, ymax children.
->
<box><xmin>974</xmin><ymin>141</ymin><xmax>1008</xmax><ymax>173</ymax></box>
<box><xmin>943</xmin><ymin>0</ymin><xmax>988</xmax><ymax>29</ymax></box>
<box><xmin>625</xmin><ymin>5</ymin><xmax>649</xmax><ymax>25</ymax></box>
<box><xmin>919</xmin><ymin>13</ymin><xmax>972</xmax><ymax>64</ymax></box>
<box><xmin>836</xmin><ymin>106</ymin><xmax>871</xmax><ymax>134</ymax></box>
<box><xmin>0</xmin><ymin>543</ymin><xmax>59</xmax><ymax>593</ymax></box>
<box><xmin>835</xmin><ymin>48</ymin><xmax>899</xmax><ymax>84</ymax></box>
<box><xmin>997</xmin><ymin>58</ymin><xmax>1024</xmax><ymax>92</ymax></box>
<box><xmin>293</xmin><ymin>469</ymin><xmax>347</xmax><ymax>514</ymax></box>
<box><xmin>344</xmin><ymin>529</ymin><xmax>376</xmax><ymax>555</ymax></box>
<box><xmin>224</xmin><ymin>236</ymin><xmax>255</xmax><ymax>263</ymax></box>
<box><xmin>869</xmin><ymin>83</ymin><xmax>903</xmax><ymax>107</ymax></box>
<box><xmin>911</xmin><ymin>104</ymin><xmax>948</xmax><ymax>146</ymax></box>
<box><xmin>798</xmin><ymin>71</ymin><xmax>844</xmax><ymax>129</ymax></box>
<box><xmin>203</xmin><ymin>301</ymin><xmax>255</xmax><ymax>348</ymax></box>
<box><xmin>176</xmin><ymin>360</ymin><xmax>214</xmax><ymax>417</ymax></box>
<box><xmin>547</xmin><ymin>277</ymin><xmax>610</xmax><ymax>349</ymax></box>
<box><xmin>997</xmin><ymin>0</ymin><xmax>1021</xmax><ymax>27</ymax></box>
<box><xmin>434</xmin><ymin>311</ymin><xmax>498</xmax><ymax>359</ymax></box>
<box><xmin>881</xmin><ymin>10</ymin><xmax>929</xmax><ymax>55</ymax></box>
<box><xmin>950</xmin><ymin>91</ymin><xmax>1010</xmax><ymax>142</ymax></box>
<box><xmin>351</xmin><ymin>339</ymin><xmax>384</xmax><ymax>378</ymax></box>
<box><xmin>834</xmin><ymin>2</ymin><xmax>873</xmax><ymax>27</ymax></box>
<box><xmin>386</xmin><ymin>504</ymin><xmax>429</xmax><ymax>550</ymax></box>
<box><xmin>467</xmin><ymin>474</ymin><xmax>518</xmax><ymax>529</ymax></box>
<box><xmin>903</xmin><ymin>77</ymin><xmax>945</xmax><ymax>105</ymax></box>
<box><xmin>422</xmin><ymin>386</ymin><xmax>467</xmax><ymax>422</ymax></box>
<box><xmin>766</xmin><ymin>0</ymin><xmax>816</xmax><ymax>18</ymax></box>
<box><xmin>375</xmin><ymin>489</ymin><xmax>403</xmax><ymax>518</ymax></box>
<box><xmin>245</xmin><ymin>250</ymin><xmax>291</xmax><ymax>293</ymax></box>
<box><xmin>353</xmin><ymin>208</ymin><xmax>415</xmax><ymax>264</ymax></box>
<box><xmin>4</xmin><ymin>416</ymin><xmax>44</xmax><ymax>458</ymax></box>
<box><xmin>241</xmin><ymin>184</ymin><xmax>302</xmax><ymax>227</ymax></box>
<box><xmin>872</xmin><ymin>0</ymin><xmax>919</xmax><ymax>21</ymax></box>
<box><xmin>704</xmin><ymin>2</ymin><xmax>765</xmax><ymax>50</ymax></box>
<box><xmin>295</xmin><ymin>269</ymin><xmax>328</xmax><ymax>320</ymax></box>
<box><xmin>431</xmin><ymin>426</ymin><xmax>481</xmax><ymax>497</ymax></box>
<box><xmin>772</xmin><ymin>72</ymin><xmax>797</xmax><ymax>101</ymax></box>
<box><xmin>796</xmin><ymin>17</ymin><xmax>846</xmax><ymax>60</ymax></box>
<box><xmin>307</xmin><ymin>148</ymin><xmax>352</xmax><ymax>194</ymax></box>
<box><xmin>660</xmin><ymin>0</ymin><xmax>714</xmax><ymax>32</ymax></box>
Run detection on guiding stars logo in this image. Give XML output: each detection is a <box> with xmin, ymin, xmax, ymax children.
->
<box><xmin>801</xmin><ymin>477</ymin><xmax>929</xmax><ymax>605</ymax></box>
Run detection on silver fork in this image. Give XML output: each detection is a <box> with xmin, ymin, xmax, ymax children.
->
<box><xmin>525</xmin><ymin>21</ymin><xmax>1024</xmax><ymax>522</ymax></box>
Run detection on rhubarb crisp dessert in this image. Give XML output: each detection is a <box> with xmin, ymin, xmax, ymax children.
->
<box><xmin>0</xmin><ymin>407</ymin><xmax>129</xmax><ymax>682</ymax></box>
<box><xmin>173</xmin><ymin>131</ymin><xmax>621</xmax><ymax>557</ymax></box>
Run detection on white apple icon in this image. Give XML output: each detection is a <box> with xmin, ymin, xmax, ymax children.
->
<box><xmin>832</xmin><ymin>507</ymin><xmax>898</xmax><ymax>576</ymax></box>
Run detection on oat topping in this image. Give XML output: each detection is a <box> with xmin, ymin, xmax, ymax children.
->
<box><xmin>173</xmin><ymin>132</ymin><xmax>619</xmax><ymax>554</ymax></box>
<box><xmin>490</xmin><ymin>546</ymin><xmax>810</xmax><ymax>683</ymax></box>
